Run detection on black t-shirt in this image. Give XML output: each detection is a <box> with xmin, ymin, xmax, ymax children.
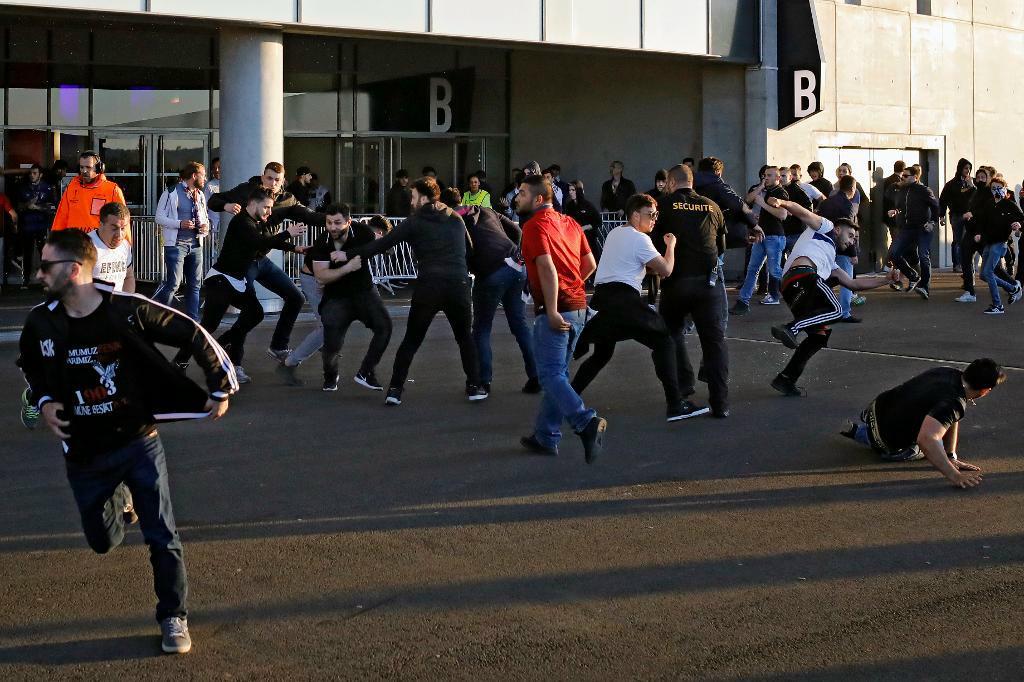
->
<box><xmin>63</xmin><ymin>302</ymin><xmax>153</xmax><ymax>459</ymax></box>
<box><xmin>873</xmin><ymin>368</ymin><xmax>967</xmax><ymax>451</ymax></box>
<box><xmin>749</xmin><ymin>184</ymin><xmax>789</xmax><ymax>237</ymax></box>
<box><xmin>307</xmin><ymin>222</ymin><xmax>376</xmax><ymax>299</ymax></box>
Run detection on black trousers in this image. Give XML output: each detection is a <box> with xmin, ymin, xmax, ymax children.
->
<box><xmin>571</xmin><ymin>283</ymin><xmax>681</xmax><ymax>409</ymax></box>
<box><xmin>320</xmin><ymin>289</ymin><xmax>393</xmax><ymax>380</ymax></box>
<box><xmin>389</xmin><ymin>276</ymin><xmax>480</xmax><ymax>390</ymax></box>
<box><xmin>659</xmin><ymin>276</ymin><xmax>729</xmax><ymax>412</ymax></box>
<box><xmin>174</xmin><ymin>275</ymin><xmax>263</xmax><ymax>366</ymax></box>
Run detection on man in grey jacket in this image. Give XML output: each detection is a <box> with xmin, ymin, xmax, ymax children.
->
<box><xmin>153</xmin><ymin>162</ymin><xmax>210</xmax><ymax>321</ymax></box>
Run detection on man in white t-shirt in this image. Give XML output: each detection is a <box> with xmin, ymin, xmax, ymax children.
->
<box><xmin>571</xmin><ymin>193</ymin><xmax>705</xmax><ymax>422</ymax></box>
<box><xmin>89</xmin><ymin>202</ymin><xmax>135</xmax><ymax>292</ymax></box>
<box><xmin>766</xmin><ymin>197</ymin><xmax>898</xmax><ymax>397</ymax></box>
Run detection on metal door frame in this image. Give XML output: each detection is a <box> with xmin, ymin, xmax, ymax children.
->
<box><xmin>94</xmin><ymin>131</ymin><xmax>209</xmax><ymax>214</ymax></box>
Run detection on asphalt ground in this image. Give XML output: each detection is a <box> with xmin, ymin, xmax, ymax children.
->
<box><xmin>1</xmin><ymin>272</ymin><xmax>1023</xmax><ymax>680</ymax></box>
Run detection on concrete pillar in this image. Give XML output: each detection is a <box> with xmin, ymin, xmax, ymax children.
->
<box><xmin>220</xmin><ymin>28</ymin><xmax>285</xmax><ymax>312</ymax></box>
<box><xmin>744</xmin><ymin>0</ymin><xmax>777</xmax><ymax>183</ymax></box>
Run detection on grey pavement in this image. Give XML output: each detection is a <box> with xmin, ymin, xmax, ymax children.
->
<box><xmin>1</xmin><ymin>273</ymin><xmax>1023</xmax><ymax>679</ymax></box>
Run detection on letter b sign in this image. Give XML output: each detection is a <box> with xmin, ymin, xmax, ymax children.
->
<box><xmin>794</xmin><ymin>70</ymin><xmax>817</xmax><ymax>118</ymax></box>
<box><xmin>429</xmin><ymin>77</ymin><xmax>453</xmax><ymax>133</ymax></box>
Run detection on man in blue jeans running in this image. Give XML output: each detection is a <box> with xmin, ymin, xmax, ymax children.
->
<box><xmin>19</xmin><ymin>229</ymin><xmax>236</xmax><ymax>654</ymax></box>
<box><xmin>516</xmin><ymin>175</ymin><xmax>606</xmax><ymax>463</ymax></box>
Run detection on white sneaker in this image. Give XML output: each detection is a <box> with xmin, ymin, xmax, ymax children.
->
<box><xmin>761</xmin><ymin>294</ymin><xmax>781</xmax><ymax>305</ymax></box>
<box><xmin>160</xmin><ymin>616</ymin><xmax>192</xmax><ymax>654</ymax></box>
<box><xmin>955</xmin><ymin>292</ymin><xmax>977</xmax><ymax>303</ymax></box>
<box><xmin>234</xmin><ymin>365</ymin><xmax>252</xmax><ymax>384</ymax></box>
<box><xmin>1009</xmin><ymin>282</ymin><xmax>1023</xmax><ymax>305</ymax></box>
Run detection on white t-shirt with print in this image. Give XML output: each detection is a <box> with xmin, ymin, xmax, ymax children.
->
<box><xmin>90</xmin><ymin>230</ymin><xmax>133</xmax><ymax>291</ymax></box>
<box><xmin>594</xmin><ymin>225</ymin><xmax>661</xmax><ymax>293</ymax></box>
<box><xmin>782</xmin><ymin>217</ymin><xmax>838</xmax><ymax>277</ymax></box>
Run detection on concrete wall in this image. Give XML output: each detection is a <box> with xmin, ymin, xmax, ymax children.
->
<box><xmin>509</xmin><ymin>51</ymin><xmax>717</xmax><ymax>202</ymax></box>
<box><xmin>770</xmin><ymin>0</ymin><xmax>1024</xmax><ymax>187</ymax></box>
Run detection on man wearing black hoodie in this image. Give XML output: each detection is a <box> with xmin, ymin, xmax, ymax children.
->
<box><xmin>939</xmin><ymin>158</ymin><xmax>975</xmax><ymax>273</ymax></box>
<box><xmin>208</xmin><ymin>162</ymin><xmax>326</xmax><ymax>361</ymax></box>
<box><xmin>336</xmin><ymin>177</ymin><xmax>487</xmax><ymax>405</ymax></box>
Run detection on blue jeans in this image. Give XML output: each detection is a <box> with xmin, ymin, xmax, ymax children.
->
<box><xmin>247</xmin><ymin>255</ymin><xmax>305</xmax><ymax>351</ymax></box>
<box><xmin>472</xmin><ymin>264</ymin><xmax>536</xmax><ymax>384</ymax></box>
<box><xmin>739</xmin><ymin>235</ymin><xmax>786</xmax><ymax>303</ymax></box>
<box><xmin>889</xmin><ymin>227</ymin><xmax>933</xmax><ymax>290</ymax></box>
<box><xmin>532</xmin><ymin>308</ymin><xmax>596</xmax><ymax>449</ymax></box>
<box><xmin>153</xmin><ymin>236</ymin><xmax>202</xmax><ymax>320</ymax></box>
<box><xmin>65</xmin><ymin>432</ymin><xmax>187</xmax><ymax>622</ymax></box>
<box><xmin>981</xmin><ymin>242</ymin><xmax>1016</xmax><ymax>305</ymax></box>
<box><xmin>836</xmin><ymin>255</ymin><xmax>854</xmax><ymax>318</ymax></box>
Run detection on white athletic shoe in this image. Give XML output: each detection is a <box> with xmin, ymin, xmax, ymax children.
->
<box><xmin>955</xmin><ymin>292</ymin><xmax>977</xmax><ymax>303</ymax></box>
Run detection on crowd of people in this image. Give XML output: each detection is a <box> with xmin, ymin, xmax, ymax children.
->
<box><xmin>11</xmin><ymin>149</ymin><xmax>1010</xmax><ymax>655</ymax></box>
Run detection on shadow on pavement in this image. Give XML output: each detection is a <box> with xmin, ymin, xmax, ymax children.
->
<box><xmin>0</xmin><ymin>634</ymin><xmax>158</xmax><ymax>664</ymax></box>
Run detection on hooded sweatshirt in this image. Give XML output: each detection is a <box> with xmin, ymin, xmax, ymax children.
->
<box><xmin>345</xmin><ymin>201</ymin><xmax>471</xmax><ymax>280</ymax></box>
<box><xmin>456</xmin><ymin>206</ymin><xmax>522</xmax><ymax>278</ymax></box>
<box><xmin>978</xmin><ymin>194</ymin><xmax>1024</xmax><ymax>245</ymax></box>
<box><xmin>938</xmin><ymin>158</ymin><xmax>976</xmax><ymax>217</ymax></box>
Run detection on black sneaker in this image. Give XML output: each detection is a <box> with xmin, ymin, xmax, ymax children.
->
<box><xmin>174</xmin><ymin>360</ymin><xmax>190</xmax><ymax>373</ymax></box>
<box><xmin>771</xmin><ymin>324</ymin><xmax>799</xmax><ymax>349</ymax></box>
<box><xmin>522</xmin><ymin>377</ymin><xmax>542</xmax><ymax>394</ymax></box>
<box><xmin>710</xmin><ymin>408</ymin><xmax>730</xmax><ymax>419</ymax></box>
<box><xmin>322</xmin><ymin>375</ymin><xmax>339</xmax><ymax>392</ymax></box>
<box><xmin>1009</xmin><ymin>282</ymin><xmax>1023</xmax><ymax>305</ymax></box>
<box><xmin>770</xmin><ymin>374</ymin><xmax>806</xmax><ymax>397</ymax></box>
<box><xmin>385</xmin><ymin>387</ymin><xmax>402</xmax><ymax>405</ymax></box>
<box><xmin>266</xmin><ymin>347</ymin><xmax>292</xmax><ymax>364</ymax></box>
<box><xmin>840</xmin><ymin>421</ymin><xmax>858</xmax><ymax>440</ymax></box>
<box><xmin>837</xmin><ymin>316</ymin><xmax>862</xmax><ymax>323</ymax></box>
<box><xmin>275</xmin><ymin>363</ymin><xmax>304</xmax><ymax>387</ymax></box>
<box><xmin>577</xmin><ymin>416</ymin><xmax>608</xmax><ymax>464</ymax></box>
<box><xmin>729</xmin><ymin>301</ymin><xmax>750</xmax><ymax>316</ymax></box>
<box><xmin>466</xmin><ymin>384</ymin><xmax>489</xmax><ymax>401</ymax></box>
<box><xmin>914</xmin><ymin>286</ymin><xmax>929</xmax><ymax>300</ymax></box>
<box><xmin>904</xmin><ymin>279</ymin><xmax>920</xmax><ymax>293</ymax></box>
<box><xmin>881</xmin><ymin>445</ymin><xmax>925</xmax><ymax>462</ymax></box>
<box><xmin>983</xmin><ymin>304</ymin><xmax>1005</xmax><ymax>315</ymax></box>
<box><xmin>354</xmin><ymin>371</ymin><xmax>383</xmax><ymax>391</ymax></box>
<box><xmin>520</xmin><ymin>434</ymin><xmax>557</xmax><ymax>456</ymax></box>
<box><xmin>666</xmin><ymin>401</ymin><xmax>711</xmax><ymax>422</ymax></box>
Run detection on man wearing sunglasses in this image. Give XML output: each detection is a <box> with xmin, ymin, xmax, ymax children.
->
<box><xmin>571</xmin><ymin>192</ymin><xmax>700</xmax><ymax>422</ymax></box>
<box><xmin>886</xmin><ymin>165</ymin><xmax>940</xmax><ymax>299</ymax></box>
<box><xmin>18</xmin><ymin>228</ymin><xmax>237</xmax><ymax>655</ymax></box>
<box><xmin>51</xmin><ymin>151</ymin><xmax>128</xmax><ymax>237</ymax></box>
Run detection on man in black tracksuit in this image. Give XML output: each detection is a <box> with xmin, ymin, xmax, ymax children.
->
<box><xmin>336</xmin><ymin>177</ymin><xmax>486</xmax><ymax>405</ymax></box>
<box><xmin>939</xmin><ymin>158</ymin><xmax>975</xmax><ymax>272</ymax></box>
<box><xmin>19</xmin><ymin>229</ymin><xmax>236</xmax><ymax>654</ymax></box>
<box><xmin>174</xmin><ymin>188</ymin><xmax>305</xmax><ymax>380</ymax></box>
<box><xmin>653</xmin><ymin>164</ymin><xmax>730</xmax><ymax>417</ymax></box>
<box><xmin>887</xmin><ymin>166</ymin><xmax>940</xmax><ymax>298</ymax></box>
<box><xmin>208</xmin><ymin>162</ymin><xmax>325</xmax><ymax>360</ymax></box>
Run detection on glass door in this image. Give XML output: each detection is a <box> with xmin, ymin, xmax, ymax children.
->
<box><xmin>340</xmin><ymin>137</ymin><xmax>385</xmax><ymax>214</ymax></box>
<box><xmin>97</xmin><ymin>133</ymin><xmax>208</xmax><ymax>215</ymax></box>
<box><xmin>97</xmin><ymin>134</ymin><xmax>148</xmax><ymax>213</ymax></box>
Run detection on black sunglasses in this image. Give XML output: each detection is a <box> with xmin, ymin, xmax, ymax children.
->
<box><xmin>39</xmin><ymin>259</ymin><xmax>81</xmax><ymax>273</ymax></box>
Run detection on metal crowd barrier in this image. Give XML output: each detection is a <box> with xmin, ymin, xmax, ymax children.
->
<box><xmin>130</xmin><ymin>211</ymin><xmax>626</xmax><ymax>292</ymax></box>
<box><xmin>130</xmin><ymin>215</ymin><xmax>417</xmax><ymax>295</ymax></box>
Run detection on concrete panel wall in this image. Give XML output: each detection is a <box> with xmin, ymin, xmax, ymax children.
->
<box><xmin>509</xmin><ymin>51</ymin><xmax>704</xmax><ymax>201</ymax></box>
<box><xmin>973</xmin><ymin>23</ymin><xmax>1024</xmax><ymax>184</ymax></box>
<box><xmin>151</xmin><ymin>0</ymin><xmax>293</xmax><ymax>23</ymax></box>
<box><xmin>432</xmin><ymin>0</ymin><xmax>541</xmax><ymax>41</ymax></box>
<box><xmin>545</xmin><ymin>0</ymin><xmax>641</xmax><ymax>50</ymax></box>
<box><xmin>302</xmin><ymin>0</ymin><xmax>427</xmax><ymax>32</ymax></box>
<box><xmin>834</xmin><ymin>4</ymin><xmax>911</xmax><ymax>134</ymax></box>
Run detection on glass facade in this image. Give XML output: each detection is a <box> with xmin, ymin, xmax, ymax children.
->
<box><xmin>1</xmin><ymin>22</ymin><xmax>510</xmax><ymax>214</ymax></box>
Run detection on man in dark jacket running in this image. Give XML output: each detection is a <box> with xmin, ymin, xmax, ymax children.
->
<box><xmin>208</xmin><ymin>161</ymin><xmax>325</xmax><ymax>362</ymax></box>
<box><xmin>18</xmin><ymin>229</ymin><xmax>237</xmax><ymax>655</ymax></box>
<box><xmin>335</xmin><ymin>177</ymin><xmax>487</xmax><ymax>405</ymax></box>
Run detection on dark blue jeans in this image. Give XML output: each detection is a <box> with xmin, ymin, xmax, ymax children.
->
<box><xmin>889</xmin><ymin>227</ymin><xmax>932</xmax><ymax>290</ymax></box>
<box><xmin>65</xmin><ymin>432</ymin><xmax>187</xmax><ymax>623</ymax></box>
<box><xmin>247</xmin><ymin>255</ymin><xmax>304</xmax><ymax>351</ymax></box>
<box><xmin>472</xmin><ymin>264</ymin><xmax>537</xmax><ymax>384</ymax></box>
<box><xmin>153</xmin><ymin>236</ymin><xmax>202</xmax><ymax>321</ymax></box>
<box><xmin>532</xmin><ymin>308</ymin><xmax>596</xmax><ymax>449</ymax></box>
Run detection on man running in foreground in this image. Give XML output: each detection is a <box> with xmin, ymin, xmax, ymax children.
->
<box><xmin>841</xmin><ymin>358</ymin><xmax>1003</xmax><ymax>488</ymax></box>
<box><xmin>19</xmin><ymin>229</ymin><xmax>236</xmax><ymax>654</ymax></box>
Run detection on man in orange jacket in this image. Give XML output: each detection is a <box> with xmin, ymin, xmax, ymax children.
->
<box><xmin>52</xmin><ymin>151</ymin><xmax>129</xmax><ymax>239</ymax></box>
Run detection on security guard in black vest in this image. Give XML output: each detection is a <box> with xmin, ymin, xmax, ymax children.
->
<box><xmin>652</xmin><ymin>164</ymin><xmax>730</xmax><ymax>417</ymax></box>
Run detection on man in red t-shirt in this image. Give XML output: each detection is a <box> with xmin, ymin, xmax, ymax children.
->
<box><xmin>517</xmin><ymin>175</ymin><xmax>607</xmax><ymax>463</ymax></box>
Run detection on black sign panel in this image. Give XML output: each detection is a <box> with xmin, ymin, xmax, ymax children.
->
<box><xmin>777</xmin><ymin>0</ymin><xmax>823</xmax><ymax>129</ymax></box>
<box><xmin>361</xmin><ymin>68</ymin><xmax>475</xmax><ymax>133</ymax></box>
